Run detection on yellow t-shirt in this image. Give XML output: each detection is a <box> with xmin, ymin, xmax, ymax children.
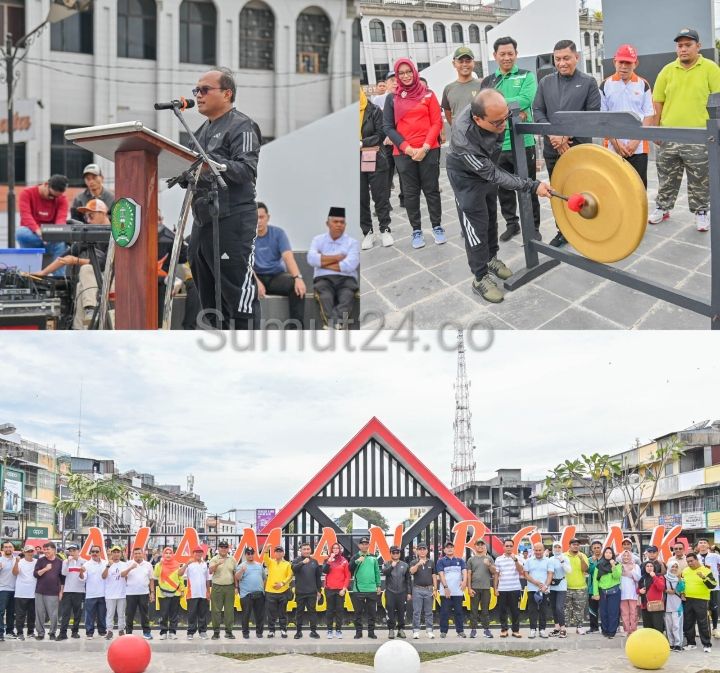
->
<box><xmin>264</xmin><ymin>558</ymin><xmax>293</xmax><ymax>594</ymax></box>
<box><xmin>654</xmin><ymin>55</ymin><xmax>720</xmax><ymax>128</ymax></box>
<box><xmin>565</xmin><ymin>552</ymin><xmax>589</xmax><ymax>590</ymax></box>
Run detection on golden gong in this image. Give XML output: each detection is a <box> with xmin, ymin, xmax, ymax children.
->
<box><xmin>549</xmin><ymin>144</ymin><xmax>648</xmax><ymax>263</ymax></box>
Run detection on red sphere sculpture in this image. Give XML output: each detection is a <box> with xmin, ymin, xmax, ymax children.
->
<box><xmin>107</xmin><ymin>634</ymin><xmax>152</xmax><ymax>673</ymax></box>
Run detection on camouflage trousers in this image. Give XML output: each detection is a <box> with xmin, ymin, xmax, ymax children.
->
<box><xmin>655</xmin><ymin>142</ymin><xmax>709</xmax><ymax>213</ymax></box>
<box><xmin>565</xmin><ymin>589</ymin><xmax>587</xmax><ymax>628</ymax></box>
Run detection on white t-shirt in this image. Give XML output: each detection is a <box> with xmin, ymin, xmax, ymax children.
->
<box><xmin>495</xmin><ymin>554</ymin><xmax>523</xmax><ymax>592</ymax></box>
<box><xmin>83</xmin><ymin>559</ymin><xmax>106</xmax><ymax>599</ymax></box>
<box><xmin>125</xmin><ymin>561</ymin><xmax>154</xmax><ymax>596</ymax></box>
<box><xmin>0</xmin><ymin>554</ymin><xmax>17</xmax><ymax>591</ymax></box>
<box><xmin>104</xmin><ymin>561</ymin><xmax>128</xmax><ymax>599</ymax></box>
<box><xmin>61</xmin><ymin>558</ymin><xmax>86</xmax><ymax>593</ymax></box>
<box><xmin>185</xmin><ymin>562</ymin><xmax>210</xmax><ymax>599</ymax></box>
<box><xmin>700</xmin><ymin>552</ymin><xmax>720</xmax><ymax>590</ymax></box>
<box><xmin>14</xmin><ymin>558</ymin><xmax>37</xmax><ymax>599</ymax></box>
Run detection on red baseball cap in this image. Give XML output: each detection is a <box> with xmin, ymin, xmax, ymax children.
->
<box><xmin>614</xmin><ymin>44</ymin><xmax>638</xmax><ymax>62</ymax></box>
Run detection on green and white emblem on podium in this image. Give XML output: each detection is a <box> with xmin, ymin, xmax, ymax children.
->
<box><xmin>111</xmin><ymin>197</ymin><xmax>142</xmax><ymax>248</ymax></box>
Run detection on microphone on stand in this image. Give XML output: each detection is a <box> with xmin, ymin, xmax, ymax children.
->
<box><xmin>154</xmin><ymin>98</ymin><xmax>195</xmax><ymax>111</ymax></box>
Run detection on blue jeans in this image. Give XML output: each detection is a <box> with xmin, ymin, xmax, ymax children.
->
<box><xmin>0</xmin><ymin>590</ymin><xmax>15</xmax><ymax>636</ymax></box>
<box><xmin>599</xmin><ymin>586</ymin><xmax>621</xmax><ymax>636</ymax></box>
<box><xmin>16</xmin><ymin>226</ymin><xmax>66</xmax><ymax>276</ymax></box>
<box><xmin>439</xmin><ymin>595</ymin><xmax>464</xmax><ymax>634</ymax></box>
<box><xmin>84</xmin><ymin>597</ymin><xmax>107</xmax><ymax>635</ymax></box>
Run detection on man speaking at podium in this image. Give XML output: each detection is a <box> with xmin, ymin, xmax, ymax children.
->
<box><xmin>187</xmin><ymin>67</ymin><xmax>262</xmax><ymax>328</ymax></box>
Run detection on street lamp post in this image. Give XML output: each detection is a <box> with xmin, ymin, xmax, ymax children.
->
<box><xmin>1</xmin><ymin>1</ymin><xmax>92</xmax><ymax>246</ymax></box>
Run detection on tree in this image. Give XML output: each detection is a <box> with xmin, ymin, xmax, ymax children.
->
<box><xmin>337</xmin><ymin>508</ymin><xmax>388</xmax><ymax>532</ymax></box>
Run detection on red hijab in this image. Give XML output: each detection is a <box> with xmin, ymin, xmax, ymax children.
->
<box><xmin>392</xmin><ymin>58</ymin><xmax>428</xmax><ymax>123</ymax></box>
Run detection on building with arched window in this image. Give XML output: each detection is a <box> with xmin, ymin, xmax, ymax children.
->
<box><xmin>1</xmin><ymin>0</ymin><xmax>354</xmax><ymax>193</ymax></box>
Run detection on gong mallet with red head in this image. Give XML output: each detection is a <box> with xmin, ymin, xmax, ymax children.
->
<box><xmin>549</xmin><ymin>190</ymin><xmax>598</xmax><ymax>218</ymax></box>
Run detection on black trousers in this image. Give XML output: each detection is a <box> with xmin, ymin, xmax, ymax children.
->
<box><xmin>497</xmin><ymin>590</ymin><xmax>521</xmax><ymax>633</ymax></box>
<box><xmin>709</xmin><ymin>590</ymin><xmax>718</xmax><ymax>629</ymax></box>
<box><xmin>588</xmin><ymin>595</ymin><xmax>600</xmax><ymax>630</ymax></box>
<box><xmin>266</xmin><ymin>590</ymin><xmax>290</xmax><ymax>632</ymax></box>
<box><xmin>361</xmin><ymin>168</ymin><xmax>391</xmax><ymax>235</ymax></box>
<box><xmin>189</xmin><ymin>209</ymin><xmax>260</xmax><ymax>329</ymax></box>
<box><xmin>125</xmin><ymin>594</ymin><xmax>150</xmax><ymax>634</ymax></box>
<box><xmin>447</xmin><ymin>168</ymin><xmax>498</xmax><ymax>281</ymax></box>
<box><xmin>684</xmin><ymin>597</ymin><xmax>711</xmax><ymax>647</ymax></box>
<box><xmin>352</xmin><ymin>592</ymin><xmax>377</xmax><ymax>633</ymax></box>
<box><xmin>314</xmin><ymin>275</ymin><xmax>358</xmax><ymax>326</ymax></box>
<box><xmin>624</xmin><ymin>153</ymin><xmax>649</xmax><ymax>189</ymax></box>
<box><xmin>187</xmin><ymin>597</ymin><xmax>209</xmax><ymax>635</ymax></box>
<box><xmin>497</xmin><ymin>146</ymin><xmax>541</xmax><ymax>231</ymax></box>
<box><xmin>325</xmin><ymin>589</ymin><xmax>344</xmax><ymax>631</ymax></box>
<box><xmin>257</xmin><ymin>272</ymin><xmax>304</xmax><ymax>328</ymax></box>
<box><xmin>241</xmin><ymin>593</ymin><xmax>265</xmax><ymax>635</ymax></box>
<box><xmin>295</xmin><ymin>592</ymin><xmax>318</xmax><ymax>632</ymax></box>
<box><xmin>15</xmin><ymin>597</ymin><xmax>35</xmax><ymax>635</ymax></box>
<box><xmin>527</xmin><ymin>592</ymin><xmax>550</xmax><ymax>630</ymax></box>
<box><xmin>385</xmin><ymin>591</ymin><xmax>407</xmax><ymax>630</ymax></box>
<box><xmin>158</xmin><ymin>596</ymin><xmax>180</xmax><ymax>634</ymax></box>
<box><xmin>641</xmin><ymin>608</ymin><xmax>665</xmax><ymax>632</ymax></box>
<box><xmin>394</xmin><ymin>148</ymin><xmax>442</xmax><ymax>231</ymax></box>
<box><xmin>59</xmin><ymin>592</ymin><xmax>83</xmax><ymax>635</ymax></box>
<box><xmin>0</xmin><ymin>590</ymin><xmax>15</xmax><ymax>636</ymax></box>
<box><xmin>384</xmin><ymin>145</ymin><xmax>400</xmax><ymax>196</ymax></box>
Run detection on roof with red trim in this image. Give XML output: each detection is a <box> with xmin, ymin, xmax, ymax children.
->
<box><xmin>260</xmin><ymin>417</ymin><xmax>478</xmax><ymax>533</ymax></box>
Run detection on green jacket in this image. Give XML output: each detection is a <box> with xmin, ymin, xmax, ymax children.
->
<box><xmin>480</xmin><ymin>65</ymin><xmax>537</xmax><ymax>151</ymax></box>
<box><xmin>350</xmin><ymin>552</ymin><xmax>381</xmax><ymax>592</ymax></box>
<box><xmin>587</xmin><ymin>555</ymin><xmax>601</xmax><ymax>596</ymax></box>
<box><xmin>592</xmin><ymin>564</ymin><xmax>622</xmax><ymax>596</ymax></box>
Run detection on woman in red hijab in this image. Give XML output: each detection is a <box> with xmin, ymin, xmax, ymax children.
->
<box><xmin>383</xmin><ymin>58</ymin><xmax>444</xmax><ymax>250</ymax></box>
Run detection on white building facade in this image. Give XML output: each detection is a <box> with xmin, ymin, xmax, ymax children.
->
<box><xmin>1</xmin><ymin>0</ymin><xmax>355</xmax><ymax>189</ymax></box>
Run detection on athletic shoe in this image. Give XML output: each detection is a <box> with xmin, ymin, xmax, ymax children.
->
<box><xmin>225</xmin><ymin>632</ymin><xmax>235</xmax><ymax>639</ymax></box>
<box><xmin>713</xmin><ymin>629</ymin><xmax>720</xmax><ymax>638</ymax></box>
<box><xmin>159</xmin><ymin>633</ymin><xmax>167</xmax><ymax>640</ymax></box>
<box><xmin>684</xmin><ymin>644</ymin><xmax>697</xmax><ymax>650</ymax></box>
<box><xmin>327</xmin><ymin>630</ymin><xmax>333</xmax><ymax>639</ymax></box>
<box><xmin>411</xmin><ymin>231</ymin><xmax>425</xmax><ymax>249</ymax></box>
<box><xmin>388</xmin><ymin>631</ymin><xmax>395</xmax><ymax>639</ymax></box>
<box><xmin>696</xmin><ymin>211</ymin><xmax>710</xmax><ymax>232</ymax></box>
<box><xmin>548</xmin><ymin>628</ymin><xmax>560</xmax><ymax>637</ymax></box>
<box><xmin>588</xmin><ymin>628</ymin><xmax>600</xmax><ymax>634</ymax></box>
<box><xmin>211</xmin><ymin>632</ymin><xmax>220</xmax><ymax>640</ymax></box>
<box><xmin>427</xmin><ymin>631</ymin><xmax>434</xmax><ymax>639</ymax></box>
<box><xmin>187</xmin><ymin>634</ymin><xmax>194</xmax><ymax>640</ymax></box>
<box><xmin>49</xmin><ymin>633</ymin><xmax>56</xmax><ymax>641</ymax></box>
<box><xmin>71</xmin><ymin>633</ymin><xmax>80</xmax><ymax>639</ymax></box>
<box><xmin>0</xmin><ymin>635</ymin><xmax>4</xmax><ymax>642</ymax></box>
<box><xmin>457</xmin><ymin>632</ymin><xmax>466</xmax><ymax>638</ymax></box>
<box><xmin>577</xmin><ymin>627</ymin><xmax>588</xmax><ymax>635</ymax></box>
<box><xmin>484</xmin><ymin>629</ymin><xmax>493</xmax><ymax>638</ymax></box>
<box><xmin>549</xmin><ymin>232</ymin><xmax>567</xmax><ymax>247</ymax></box>
<box><xmin>294</xmin><ymin>632</ymin><xmax>302</xmax><ymax>639</ymax></box>
<box><xmin>529</xmin><ymin>629</ymin><xmax>537</xmax><ymax>639</ymax></box>
<box><xmin>413</xmin><ymin>631</ymin><xmax>419</xmax><ymax>639</ymax></box>
<box><xmin>367</xmin><ymin>632</ymin><xmax>377</xmax><ymax>639</ymax></box>
<box><xmin>144</xmin><ymin>633</ymin><xmax>154</xmax><ymax>640</ymax></box>
<box><xmin>440</xmin><ymin>633</ymin><xmax>447</xmax><ymax>638</ymax></box>
<box><xmin>4</xmin><ymin>632</ymin><xmax>16</xmax><ymax>639</ymax></box>
<box><xmin>469</xmin><ymin>629</ymin><xmax>477</xmax><ymax>638</ymax></box>
<box><xmin>381</xmin><ymin>232</ymin><xmax>394</xmax><ymax>247</ymax></box>
<box><xmin>335</xmin><ymin>631</ymin><xmax>342</xmax><ymax>639</ymax></box>
<box><xmin>499</xmin><ymin>223</ymin><xmax>520</xmax><ymax>242</ymax></box>
<box><xmin>267</xmin><ymin>632</ymin><xmax>275</xmax><ymax>638</ymax></box>
<box><xmin>56</xmin><ymin>633</ymin><xmax>68</xmax><ymax>641</ymax></box>
<box><xmin>533</xmin><ymin>230</ymin><xmax>542</xmax><ymax>241</ymax></box>
<box><xmin>362</xmin><ymin>232</ymin><xmax>376</xmax><ymax>250</ymax></box>
<box><xmin>472</xmin><ymin>274</ymin><xmax>504</xmax><ymax>303</ymax></box>
<box><xmin>539</xmin><ymin>629</ymin><xmax>548</xmax><ymax>639</ymax></box>
<box><xmin>309</xmin><ymin>631</ymin><xmax>320</xmax><ymax>639</ymax></box>
<box><xmin>280</xmin><ymin>631</ymin><xmax>288</xmax><ymax>639</ymax></box>
<box><xmin>648</xmin><ymin>208</ymin><xmax>670</xmax><ymax>224</ymax></box>
<box><xmin>397</xmin><ymin>630</ymin><xmax>406</xmax><ymax>639</ymax></box>
<box><xmin>488</xmin><ymin>256</ymin><xmax>513</xmax><ymax>280</ymax></box>
<box><xmin>354</xmin><ymin>632</ymin><xmax>362</xmax><ymax>639</ymax></box>
<box><xmin>105</xmin><ymin>632</ymin><xmax>113</xmax><ymax>640</ymax></box>
<box><xmin>559</xmin><ymin>630</ymin><xmax>567</xmax><ymax>638</ymax></box>
<box><xmin>84</xmin><ymin>634</ymin><xmax>92</xmax><ymax>640</ymax></box>
<box><xmin>243</xmin><ymin>633</ymin><xmax>250</xmax><ymax>639</ymax></box>
<box><xmin>17</xmin><ymin>634</ymin><xmax>25</xmax><ymax>641</ymax></box>
<box><xmin>704</xmin><ymin>646</ymin><xmax>712</xmax><ymax>653</ymax></box>
<box><xmin>431</xmin><ymin>226</ymin><xmax>447</xmax><ymax>245</ymax></box>
<box><xmin>169</xmin><ymin>633</ymin><xmax>178</xmax><ymax>640</ymax></box>
<box><xmin>35</xmin><ymin>634</ymin><xmax>44</xmax><ymax>640</ymax></box>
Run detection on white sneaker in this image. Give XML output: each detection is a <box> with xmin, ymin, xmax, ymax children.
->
<box><xmin>381</xmin><ymin>231</ymin><xmax>394</xmax><ymax>247</ymax></box>
<box><xmin>361</xmin><ymin>232</ymin><xmax>376</xmax><ymax>250</ymax></box>
<box><xmin>427</xmin><ymin>631</ymin><xmax>435</xmax><ymax>639</ymax></box>
<box><xmin>187</xmin><ymin>634</ymin><xmax>194</xmax><ymax>640</ymax></box>
<box><xmin>412</xmin><ymin>631</ymin><xmax>419</xmax><ymax>639</ymax></box>
<box><xmin>696</xmin><ymin>210</ymin><xmax>710</xmax><ymax>231</ymax></box>
<box><xmin>159</xmin><ymin>633</ymin><xmax>167</xmax><ymax>640</ymax></box>
<box><xmin>539</xmin><ymin>629</ymin><xmax>548</xmax><ymax>639</ymax></box>
<box><xmin>703</xmin><ymin>646</ymin><xmax>712</xmax><ymax>653</ymax></box>
<box><xmin>335</xmin><ymin>630</ymin><xmax>342</xmax><ymax>639</ymax></box>
<box><xmin>528</xmin><ymin>629</ymin><xmax>537</xmax><ymax>639</ymax></box>
<box><xmin>327</xmin><ymin>631</ymin><xmax>333</xmax><ymax>639</ymax></box>
<box><xmin>648</xmin><ymin>208</ymin><xmax>669</xmax><ymax>224</ymax></box>
<box><xmin>684</xmin><ymin>644</ymin><xmax>697</xmax><ymax>650</ymax></box>
<box><xmin>169</xmin><ymin>633</ymin><xmax>178</xmax><ymax>640</ymax></box>
<box><xmin>713</xmin><ymin>628</ymin><xmax>720</xmax><ymax>638</ymax></box>
<box><xmin>577</xmin><ymin>627</ymin><xmax>588</xmax><ymax>635</ymax></box>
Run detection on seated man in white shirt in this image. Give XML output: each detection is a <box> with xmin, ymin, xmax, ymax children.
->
<box><xmin>307</xmin><ymin>207</ymin><xmax>360</xmax><ymax>329</ymax></box>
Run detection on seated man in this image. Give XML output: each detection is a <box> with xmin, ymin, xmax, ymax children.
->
<box><xmin>307</xmin><ymin>207</ymin><xmax>359</xmax><ymax>329</ymax></box>
<box><xmin>17</xmin><ymin>174</ymin><xmax>69</xmax><ymax>267</ymax></box>
<box><xmin>253</xmin><ymin>202</ymin><xmax>307</xmax><ymax>329</ymax></box>
<box><xmin>34</xmin><ymin>199</ymin><xmax>111</xmax><ymax>330</ymax></box>
<box><xmin>70</xmin><ymin>163</ymin><xmax>115</xmax><ymax>221</ymax></box>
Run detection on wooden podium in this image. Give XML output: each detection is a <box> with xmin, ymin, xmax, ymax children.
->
<box><xmin>65</xmin><ymin>122</ymin><xmax>199</xmax><ymax>330</ymax></box>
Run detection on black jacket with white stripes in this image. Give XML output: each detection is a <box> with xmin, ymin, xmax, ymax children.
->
<box><xmin>446</xmin><ymin>104</ymin><xmax>540</xmax><ymax>193</ymax></box>
<box><xmin>188</xmin><ymin>107</ymin><xmax>262</xmax><ymax>225</ymax></box>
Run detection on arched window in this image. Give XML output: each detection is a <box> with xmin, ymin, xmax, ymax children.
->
<box><xmin>117</xmin><ymin>0</ymin><xmax>156</xmax><ymax>59</ymax></box>
<box><xmin>239</xmin><ymin>1</ymin><xmax>274</xmax><ymax>70</ymax></box>
<box><xmin>413</xmin><ymin>22</ymin><xmax>427</xmax><ymax>43</ymax></box>
<box><xmin>584</xmin><ymin>31</ymin><xmax>590</xmax><ymax>46</ymax></box>
<box><xmin>593</xmin><ymin>32</ymin><xmax>600</xmax><ymax>46</ymax></box>
<box><xmin>468</xmin><ymin>24</ymin><xmax>480</xmax><ymax>43</ymax></box>
<box><xmin>179</xmin><ymin>0</ymin><xmax>216</xmax><ymax>64</ymax></box>
<box><xmin>451</xmin><ymin>23</ymin><xmax>463</xmax><ymax>43</ymax></box>
<box><xmin>392</xmin><ymin>20</ymin><xmax>407</xmax><ymax>42</ymax></box>
<box><xmin>369</xmin><ymin>19</ymin><xmax>385</xmax><ymax>42</ymax></box>
<box><xmin>297</xmin><ymin>7</ymin><xmax>330</xmax><ymax>74</ymax></box>
<box><xmin>433</xmin><ymin>22</ymin><xmax>446</xmax><ymax>43</ymax></box>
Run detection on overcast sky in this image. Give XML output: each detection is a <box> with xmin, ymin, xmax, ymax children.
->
<box><xmin>2</xmin><ymin>331</ymin><xmax>718</xmax><ymax>524</ymax></box>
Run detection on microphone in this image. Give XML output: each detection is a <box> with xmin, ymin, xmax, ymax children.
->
<box><xmin>154</xmin><ymin>97</ymin><xmax>195</xmax><ymax>111</ymax></box>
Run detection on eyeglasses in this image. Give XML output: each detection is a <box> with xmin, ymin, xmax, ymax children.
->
<box><xmin>91</xmin><ymin>550</ymin><xmax>100</xmax><ymax>554</ymax></box>
<box><xmin>192</xmin><ymin>86</ymin><xmax>225</xmax><ymax>97</ymax></box>
<box><xmin>391</xmin><ymin>551</ymin><xmax>401</xmax><ymax>554</ymax></box>
<box><xmin>488</xmin><ymin>111</ymin><xmax>512</xmax><ymax>128</ymax></box>
<box><xmin>397</xmin><ymin>69</ymin><xmax>413</xmax><ymax>77</ymax></box>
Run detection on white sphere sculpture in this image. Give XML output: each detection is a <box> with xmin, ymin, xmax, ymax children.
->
<box><xmin>374</xmin><ymin>640</ymin><xmax>421</xmax><ymax>673</ymax></box>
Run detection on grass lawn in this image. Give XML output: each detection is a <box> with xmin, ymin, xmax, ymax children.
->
<box><xmin>308</xmin><ymin>649</ymin><xmax>552</xmax><ymax>666</ymax></box>
<box><xmin>218</xmin><ymin>653</ymin><xmax>282</xmax><ymax>662</ymax></box>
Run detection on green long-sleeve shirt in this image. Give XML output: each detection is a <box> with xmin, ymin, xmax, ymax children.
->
<box><xmin>592</xmin><ymin>564</ymin><xmax>622</xmax><ymax>596</ymax></box>
<box><xmin>350</xmin><ymin>552</ymin><xmax>381</xmax><ymax>592</ymax></box>
<box><xmin>480</xmin><ymin>65</ymin><xmax>537</xmax><ymax>151</ymax></box>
